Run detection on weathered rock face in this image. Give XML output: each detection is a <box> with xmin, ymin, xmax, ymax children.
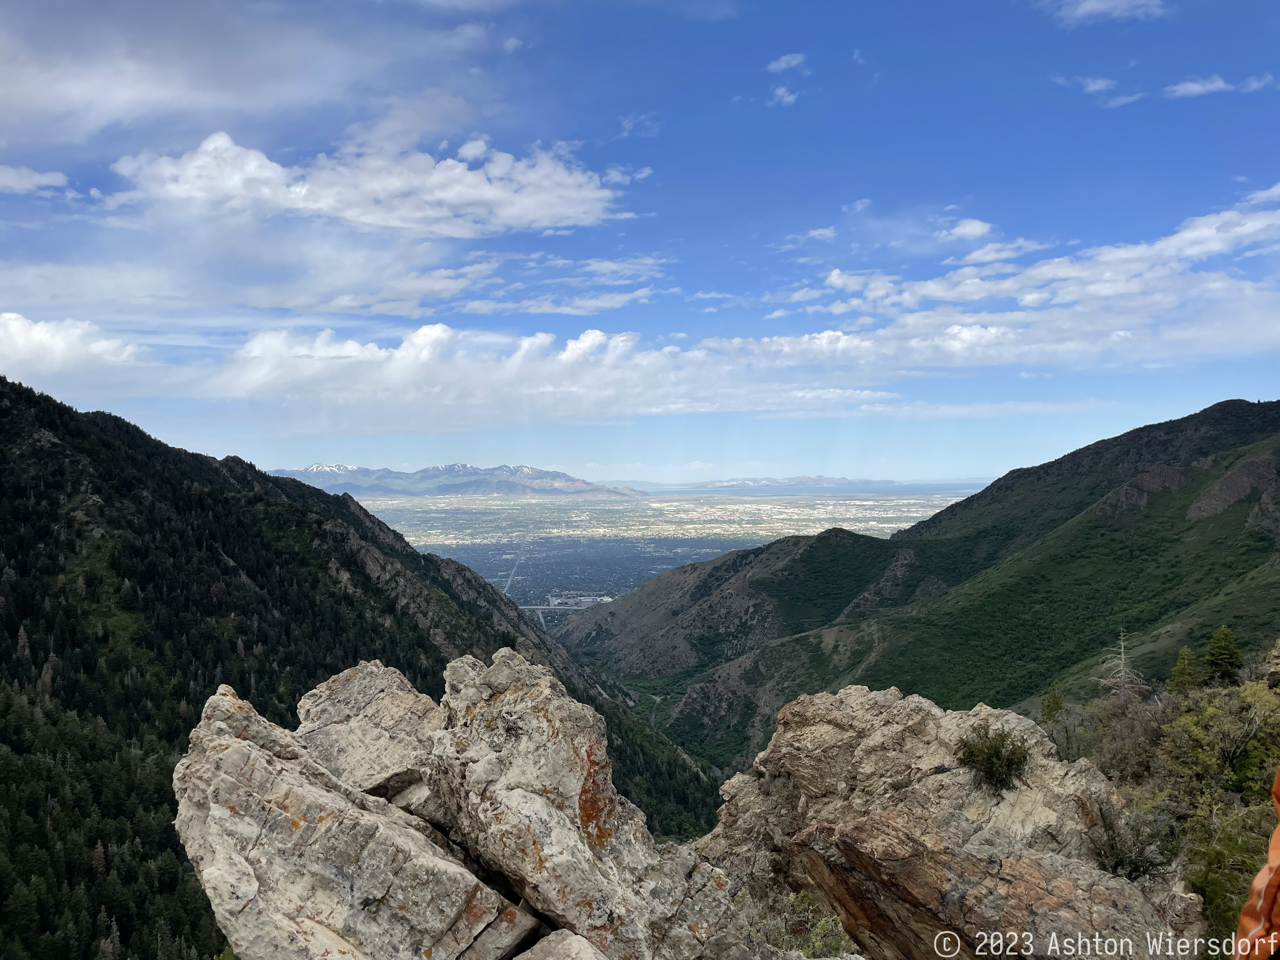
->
<box><xmin>176</xmin><ymin>653</ymin><xmax>1201</xmax><ymax>960</ymax></box>
<box><xmin>699</xmin><ymin>685</ymin><xmax>1203</xmax><ymax>960</ymax></box>
<box><xmin>299</xmin><ymin>650</ymin><xmax>737</xmax><ymax>960</ymax></box>
<box><xmin>172</xmin><ymin>684</ymin><xmax>543</xmax><ymax>960</ymax></box>
<box><xmin>177</xmin><ymin>651</ymin><xmax>742</xmax><ymax>960</ymax></box>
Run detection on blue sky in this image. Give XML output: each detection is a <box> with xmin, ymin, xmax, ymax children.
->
<box><xmin>1</xmin><ymin>0</ymin><xmax>1278</xmax><ymax>481</ymax></box>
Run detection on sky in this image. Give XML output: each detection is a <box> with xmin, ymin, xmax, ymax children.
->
<box><xmin>0</xmin><ymin>0</ymin><xmax>1278</xmax><ymax>482</ymax></box>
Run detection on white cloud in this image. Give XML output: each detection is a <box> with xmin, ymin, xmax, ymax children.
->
<box><xmin>601</xmin><ymin>164</ymin><xmax>653</xmax><ymax>186</ymax></box>
<box><xmin>0</xmin><ymin>312</ymin><xmax>141</xmax><ymax>375</ymax></box>
<box><xmin>953</xmin><ymin>239</ymin><xmax>1054</xmax><ymax>264</ymax></box>
<box><xmin>503</xmin><ymin>37</ymin><xmax>524</xmax><ymax>53</ymax></box>
<box><xmin>1164</xmin><ymin>75</ymin><xmax>1234</xmax><ymax>98</ymax></box>
<box><xmin>460</xmin><ymin>287</ymin><xmax>657</xmax><ymax>315</ymax></box>
<box><xmin>1240</xmin><ymin>74</ymin><xmax>1274</xmax><ymax>93</ymax></box>
<box><xmin>1247</xmin><ymin>182</ymin><xmax>1280</xmax><ymax>204</ymax></box>
<box><xmin>109</xmin><ymin>129</ymin><xmax>620</xmax><ymax>238</ymax></box>
<box><xmin>936</xmin><ymin>219</ymin><xmax>994</xmax><ymax>241</ymax></box>
<box><xmin>767</xmin><ymin>87</ymin><xmax>799</xmax><ymax>107</ymax></box>
<box><xmin>0</xmin><ymin>164</ymin><xmax>67</xmax><ymax>194</ymax></box>
<box><xmin>1102</xmin><ymin>93</ymin><xmax>1146</xmax><ymax>108</ymax></box>
<box><xmin>0</xmin><ymin>8</ymin><xmax>486</xmax><ymax>145</ymax></box>
<box><xmin>1040</xmin><ymin>0</ymin><xmax>1166</xmax><ymax>25</ymax></box>
<box><xmin>1079</xmin><ymin>77</ymin><xmax>1116</xmax><ymax>94</ymax></box>
<box><xmin>9</xmin><ymin>178</ymin><xmax>1280</xmax><ymax>431</ymax></box>
<box><xmin>766</xmin><ymin>53</ymin><xmax>806</xmax><ymax>73</ymax></box>
<box><xmin>1056</xmin><ymin>75</ymin><xmax>1144</xmax><ymax>107</ymax></box>
<box><xmin>618</xmin><ymin>112</ymin><xmax>661</xmax><ymax>138</ymax></box>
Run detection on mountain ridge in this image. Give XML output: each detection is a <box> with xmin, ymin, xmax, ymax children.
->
<box><xmin>558</xmin><ymin>398</ymin><xmax>1280</xmax><ymax>770</ymax></box>
<box><xmin>0</xmin><ymin>376</ymin><xmax>719</xmax><ymax>960</ymax></box>
<box><xmin>272</xmin><ymin>462</ymin><xmax>633</xmax><ymax>498</ymax></box>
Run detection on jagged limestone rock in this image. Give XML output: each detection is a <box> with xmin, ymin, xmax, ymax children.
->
<box><xmin>173</xmin><ymin>685</ymin><xmax>541</xmax><ymax>960</ymax></box>
<box><xmin>296</xmin><ymin>659</ymin><xmax>443</xmax><ymax>795</ymax></box>
<box><xmin>514</xmin><ymin>930</ymin><xmax>609</xmax><ymax>959</ymax></box>
<box><xmin>177</xmin><ymin>655</ymin><xmax>1199</xmax><ymax>960</ymax></box>
<box><xmin>699</xmin><ymin>685</ymin><xmax>1203</xmax><ymax>960</ymax></box>
<box><xmin>300</xmin><ymin>650</ymin><xmax>737</xmax><ymax>960</ymax></box>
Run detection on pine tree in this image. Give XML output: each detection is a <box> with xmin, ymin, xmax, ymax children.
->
<box><xmin>1203</xmin><ymin>626</ymin><xmax>1244</xmax><ymax>686</ymax></box>
<box><xmin>1040</xmin><ymin>682</ymin><xmax>1066</xmax><ymax>724</ymax></box>
<box><xmin>1168</xmin><ymin>645</ymin><xmax>1198</xmax><ymax>695</ymax></box>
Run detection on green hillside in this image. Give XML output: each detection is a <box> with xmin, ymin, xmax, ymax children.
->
<box><xmin>0</xmin><ymin>377</ymin><xmax>718</xmax><ymax>960</ymax></box>
<box><xmin>558</xmin><ymin>400</ymin><xmax>1280</xmax><ymax>769</ymax></box>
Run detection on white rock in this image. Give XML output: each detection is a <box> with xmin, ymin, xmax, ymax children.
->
<box><xmin>173</xmin><ymin>685</ymin><xmax>540</xmax><ymax>960</ymax></box>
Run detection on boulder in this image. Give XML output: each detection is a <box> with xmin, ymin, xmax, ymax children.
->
<box><xmin>699</xmin><ymin>685</ymin><xmax>1203</xmax><ymax>960</ymax></box>
<box><xmin>300</xmin><ymin>650</ymin><xmax>737</xmax><ymax>960</ymax></box>
<box><xmin>172</xmin><ymin>685</ymin><xmax>542</xmax><ymax>960</ymax></box>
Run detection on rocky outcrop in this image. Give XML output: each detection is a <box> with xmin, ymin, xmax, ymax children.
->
<box><xmin>700</xmin><ymin>685</ymin><xmax>1203</xmax><ymax>960</ymax></box>
<box><xmin>177</xmin><ymin>651</ymin><xmax>742</xmax><ymax>960</ymax></box>
<box><xmin>1097</xmin><ymin>465</ymin><xmax>1188</xmax><ymax>519</ymax></box>
<box><xmin>1262</xmin><ymin>637</ymin><xmax>1280</xmax><ymax>689</ymax></box>
<box><xmin>176</xmin><ymin>653</ymin><xmax>1200</xmax><ymax>960</ymax></box>
<box><xmin>172</xmin><ymin>684</ymin><xmax>543</xmax><ymax>960</ymax></box>
<box><xmin>1187</xmin><ymin>456</ymin><xmax>1276</xmax><ymax>521</ymax></box>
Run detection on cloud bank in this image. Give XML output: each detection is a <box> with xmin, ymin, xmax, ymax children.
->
<box><xmin>6</xmin><ymin>178</ymin><xmax>1280</xmax><ymax>432</ymax></box>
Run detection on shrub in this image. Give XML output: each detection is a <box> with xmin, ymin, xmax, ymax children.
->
<box><xmin>735</xmin><ymin>887</ymin><xmax>856</xmax><ymax>957</ymax></box>
<box><xmin>958</xmin><ymin>721</ymin><xmax>1029</xmax><ymax>792</ymax></box>
<box><xmin>1093</xmin><ymin>799</ymin><xmax>1172</xmax><ymax>880</ymax></box>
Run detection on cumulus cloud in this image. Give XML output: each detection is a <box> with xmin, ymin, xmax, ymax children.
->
<box><xmin>766</xmin><ymin>53</ymin><xmax>806</xmax><ymax>73</ymax></box>
<box><xmin>1039</xmin><ymin>0</ymin><xmax>1166</xmax><ymax>25</ymax></box>
<box><xmin>936</xmin><ymin>219</ymin><xmax>993</xmax><ymax>241</ymax></box>
<box><xmin>8</xmin><ymin>177</ymin><xmax>1280</xmax><ymax>432</ymax></box>
<box><xmin>109</xmin><ymin>129</ymin><xmax>620</xmax><ymax>238</ymax></box>
<box><xmin>0</xmin><ymin>312</ymin><xmax>141</xmax><ymax>376</ymax></box>
<box><xmin>0</xmin><ymin>164</ymin><xmax>67</xmax><ymax>194</ymax></box>
<box><xmin>766</xmin><ymin>86</ymin><xmax>799</xmax><ymax>107</ymax></box>
<box><xmin>1164</xmin><ymin>75</ymin><xmax>1235</xmax><ymax>98</ymax></box>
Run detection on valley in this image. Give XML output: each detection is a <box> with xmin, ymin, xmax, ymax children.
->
<box><xmin>555</xmin><ymin>400</ymin><xmax>1280</xmax><ymax>771</ymax></box>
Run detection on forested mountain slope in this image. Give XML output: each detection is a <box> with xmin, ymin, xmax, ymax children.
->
<box><xmin>558</xmin><ymin>400</ymin><xmax>1280</xmax><ymax>770</ymax></box>
<box><xmin>0</xmin><ymin>377</ymin><xmax>717</xmax><ymax>960</ymax></box>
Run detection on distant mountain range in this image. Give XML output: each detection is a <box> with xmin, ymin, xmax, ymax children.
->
<box><xmin>273</xmin><ymin>463</ymin><xmax>983</xmax><ymax>498</ymax></box>
<box><xmin>593</xmin><ymin>476</ymin><xmax>987</xmax><ymax>496</ymax></box>
<box><xmin>271</xmin><ymin>462</ymin><xmax>635</xmax><ymax>498</ymax></box>
<box><xmin>558</xmin><ymin>398</ymin><xmax>1280</xmax><ymax>771</ymax></box>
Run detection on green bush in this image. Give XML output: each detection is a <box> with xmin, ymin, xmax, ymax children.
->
<box><xmin>735</xmin><ymin>887</ymin><xmax>856</xmax><ymax>957</ymax></box>
<box><xmin>958</xmin><ymin>721</ymin><xmax>1030</xmax><ymax>792</ymax></box>
<box><xmin>1093</xmin><ymin>799</ymin><xmax>1172</xmax><ymax>881</ymax></box>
